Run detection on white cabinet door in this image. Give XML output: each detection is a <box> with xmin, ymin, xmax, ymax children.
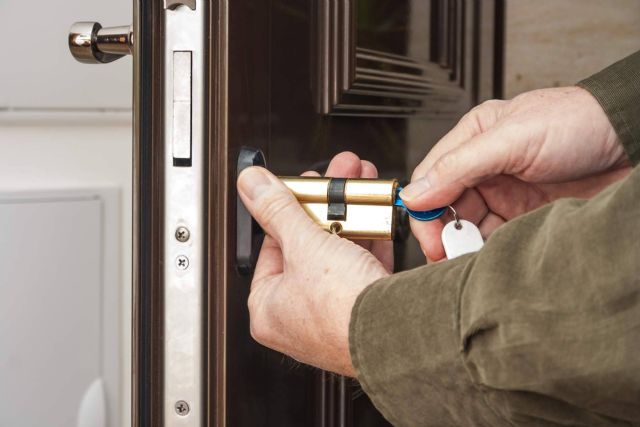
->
<box><xmin>0</xmin><ymin>190</ymin><xmax>121</xmax><ymax>427</ymax></box>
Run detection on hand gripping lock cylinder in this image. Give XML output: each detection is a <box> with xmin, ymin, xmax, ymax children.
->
<box><xmin>279</xmin><ymin>177</ymin><xmax>446</xmax><ymax>240</ymax></box>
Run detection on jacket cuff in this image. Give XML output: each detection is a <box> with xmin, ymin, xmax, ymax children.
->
<box><xmin>578</xmin><ymin>50</ymin><xmax>640</xmax><ymax>166</ymax></box>
<box><xmin>349</xmin><ymin>257</ymin><xmax>504</xmax><ymax>427</ymax></box>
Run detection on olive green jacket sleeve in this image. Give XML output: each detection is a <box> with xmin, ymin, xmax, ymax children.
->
<box><xmin>578</xmin><ymin>50</ymin><xmax>640</xmax><ymax>165</ymax></box>
<box><xmin>350</xmin><ymin>52</ymin><xmax>640</xmax><ymax>427</ymax></box>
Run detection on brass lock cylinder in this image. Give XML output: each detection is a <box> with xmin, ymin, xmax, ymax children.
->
<box><xmin>279</xmin><ymin>177</ymin><xmax>398</xmax><ymax>240</ymax></box>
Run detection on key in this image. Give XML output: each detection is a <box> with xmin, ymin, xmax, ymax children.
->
<box><xmin>440</xmin><ymin>207</ymin><xmax>484</xmax><ymax>259</ymax></box>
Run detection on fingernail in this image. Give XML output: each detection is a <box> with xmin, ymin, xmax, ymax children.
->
<box><xmin>238</xmin><ymin>167</ymin><xmax>272</xmax><ymax>201</ymax></box>
<box><xmin>400</xmin><ymin>177</ymin><xmax>431</xmax><ymax>201</ymax></box>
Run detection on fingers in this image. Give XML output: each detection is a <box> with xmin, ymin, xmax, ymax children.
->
<box><xmin>252</xmin><ymin>236</ymin><xmax>284</xmax><ymax>287</ymax></box>
<box><xmin>360</xmin><ymin>160</ymin><xmax>378</xmax><ymax>178</ymax></box>
<box><xmin>237</xmin><ymin>166</ymin><xmax>323</xmax><ymax>251</ymax></box>
<box><xmin>325</xmin><ymin>151</ymin><xmax>362</xmax><ymax>178</ymax></box>
<box><xmin>401</xmin><ymin>100</ymin><xmax>507</xmax><ymax>216</ymax></box>
<box><xmin>409</xmin><ymin>100</ymin><xmax>506</xmax><ymax>182</ymax></box>
<box><xmin>400</xmin><ymin>129</ymin><xmax>513</xmax><ymax>211</ymax></box>
<box><xmin>410</xmin><ymin>219</ymin><xmax>446</xmax><ymax>261</ymax></box>
<box><xmin>324</xmin><ymin>153</ymin><xmax>376</xmax><ymax>251</ymax></box>
<box><xmin>478</xmin><ymin>212</ymin><xmax>505</xmax><ymax>239</ymax></box>
<box><xmin>318</xmin><ymin>153</ymin><xmax>394</xmax><ymax>268</ymax></box>
<box><xmin>320</xmin><ymin>152</ymin><xmax>378</xmax><ymax>179</ymax></box>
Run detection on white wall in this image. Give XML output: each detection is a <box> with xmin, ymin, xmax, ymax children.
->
<box><xmin>0</xmin><ymin>0</ymin><xmax>133</xmax><ymax>424</ymax></box>
<box><xmin>0</xmin><ymin>119</ymin><xmax>133</xmax><ymax>426</ymax></box>
<box><xmin>505</xmin><ymin>0</ymin><xmax>640</xmax><ymax>97</ymax></box>
<box><xmin>0</xmin><ymin>0</ymin><xmax>132</xmax><ymax>110</ymax></box>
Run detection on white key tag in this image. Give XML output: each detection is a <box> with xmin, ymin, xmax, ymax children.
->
<box><xmin>441</xmin><ymin>207</ymin><xmax>484</xmax><ymax>259</ymax></box>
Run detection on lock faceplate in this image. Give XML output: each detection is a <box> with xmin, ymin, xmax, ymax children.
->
<box><xmin>163</xmin><ymin>3</ymin><xmax>205</xmax><ymax>426</ymax></box>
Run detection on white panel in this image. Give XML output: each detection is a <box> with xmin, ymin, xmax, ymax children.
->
<box><xmin>0</xmin><ymin>0</ymin><xmax>131</xmax><ymax>110</ymax></box>
<box><xmin>0</xmin><ymin>125</ymin><xmax>132</xmax><ymax>427</ymax></box>
<box><xmin>0</xmin><ymin>190</ymin><xmax>120</xmax><ymax>427</ymax></box>
<box><xmin>0</xmin><ymin>123</ymin><xmax>131</xmax><ymax>427</ymax></box>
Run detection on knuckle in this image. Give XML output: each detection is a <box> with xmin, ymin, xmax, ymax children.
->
<box><xmin>480</xmin><ymin>99</ymin><xmax>505</xmax><ymax>110</ymax></box>
<box><xmin>411</xmin><ymin>157</ymin><xmax>433</xmax><ymax>181</ymax></box>
<box><xmin>465</xmin><ymin>99</ymin><xmax>506</xmax><ymax>132</ymax></box>
<box><xmin>432</xmin><ymin>151</ymin><xmax>459</xmax><ymax>176</ymax></box>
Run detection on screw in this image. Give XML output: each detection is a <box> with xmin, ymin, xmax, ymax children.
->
<box><xmin>175</xmin><ymin>400</ymin><xmax>190</xmax><ymax>416</ymax></box>
<box><xmin>175</xmin><ymin>226</ymin><xmax>190</xmax><ymax>242</ymax></box>
<box><xmin>176</xmin><ymin>255</ymin><xmax>189</xmax><ymax>270</ymax></box>
<box><xmin>329</xmin><ymin>222</ymin><xmax>343</xmax><ymax>235</ymax></box>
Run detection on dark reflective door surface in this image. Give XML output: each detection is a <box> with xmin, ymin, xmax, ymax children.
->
<box><xmin>133</xmin><ymin>1</ymin><xmax>504</xmax><ymax>426</ymax></box>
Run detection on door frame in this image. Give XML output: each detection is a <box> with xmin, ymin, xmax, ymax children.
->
<box><xmin>132</xmin><ymin>0</ymin><xmax>166</xmax><ymax>425</ymax></box>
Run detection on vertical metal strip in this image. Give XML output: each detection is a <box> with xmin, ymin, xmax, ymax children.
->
<box><xmin>208</xmin><ymin>1</ymin><xmax>229</xmax><ymax>425</ymax></box>
<box><xmin>132</xmin><ymin>2</ymin><xmax>141</xmax><ymax>425</ymax></box>
<box><xmin>133</xmin><ymin>0</ymin><xmax>166</xmax><ymax>425</ymax></box>
<box><xmin>163</xmin><ymin>2</ymin><xmax>206</xmax><ymax>426</ymax></box>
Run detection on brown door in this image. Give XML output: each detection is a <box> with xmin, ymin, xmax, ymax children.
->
<box><xmin>132</xmin><ymin>0</ymin><xmax>504</xmax><ymax>426</ymax></box>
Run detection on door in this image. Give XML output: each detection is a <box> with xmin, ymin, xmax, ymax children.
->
<box><xmin>211</xmin><ymin>1</ymin><xmax>503</xmax><ymax>426</ymax></box>
<box><xmin>69</xmin><ymin>0</ymin><xmax>504</xmax><ymax>425</ymax></box>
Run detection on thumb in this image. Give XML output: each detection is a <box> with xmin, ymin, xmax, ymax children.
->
<box><xmin>237</xmin><ymin>166</ymin><xmax>321</xmax><ymax>250</ymax></box>
<box><xmin>400</xmin><ymin>130</ymin><xmax>512</xmax><ymax>210</ymax></box>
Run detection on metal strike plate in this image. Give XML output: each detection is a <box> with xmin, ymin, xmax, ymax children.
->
<box><xmin>280</xmin><ymin>177</ymin><xmax>398</xmax><ymax>240</ymax></box>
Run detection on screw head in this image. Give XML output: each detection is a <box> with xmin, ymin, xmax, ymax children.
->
<box><xmin>175</xmin><ymin>400</ymin><xmax>190</xmax><ymax>416</ymax></box>
<box><xmin>175</xmin><ymin>226</ymin><xmax>190</xmax><ymax>242</ymax></box>
<box><xmin>176</xmin><ymin>255</ymin><xmax>189</xmax><ymax>270</ymax></box>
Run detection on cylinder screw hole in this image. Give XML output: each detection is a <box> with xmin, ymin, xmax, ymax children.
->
<box><xmin>329</xmin><ymin>222</ymin><xmax>343</xmax><ymax>234</ymax></box>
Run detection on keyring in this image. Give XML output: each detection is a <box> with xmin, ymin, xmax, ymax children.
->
<box><xmin>394</xmin><ymin>187</ymin><xmax>447</xmax><ymax>221</ymax></box>
<box><xmin>448</xmin><ymin>205</ymin><xmax>462</xmax><ymax>229</ymax></box>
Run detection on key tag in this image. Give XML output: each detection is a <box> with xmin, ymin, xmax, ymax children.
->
<box><xmin>441</xmin><ymin>206</ymin><xmax>484</xmax><ymax>259</ymax></box>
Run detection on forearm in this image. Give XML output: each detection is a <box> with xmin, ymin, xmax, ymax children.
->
<box><xmin>350</xmin><ymin>167</ymin><xmax>640</xmax><ymax>427</ymax></box>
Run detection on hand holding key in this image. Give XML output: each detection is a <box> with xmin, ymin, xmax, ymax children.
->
<box><xmin>236</xmin><ymin>86</ymin><xmax>632</xmax><ymax>376</ymax></box>
<box><xmin>401</xmin><ymin>86</ymin><xmax>632</xmax><ymax>262</ymax></box>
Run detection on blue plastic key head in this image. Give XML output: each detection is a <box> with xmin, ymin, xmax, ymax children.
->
<box><xmin>394</xmin><ymin>187</ymin><xmax>447</xmax><ymax>221</ymax></box>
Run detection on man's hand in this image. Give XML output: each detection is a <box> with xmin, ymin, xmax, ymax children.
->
<box><xmin>401</xmin><ymin>86</ymin><xmax>632</xmax><ymax>261</ymax></box>
<box><xmin>237</xmin><ymin>153</ymin><xmax>390</xmax><ymax>377</ymax></box>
